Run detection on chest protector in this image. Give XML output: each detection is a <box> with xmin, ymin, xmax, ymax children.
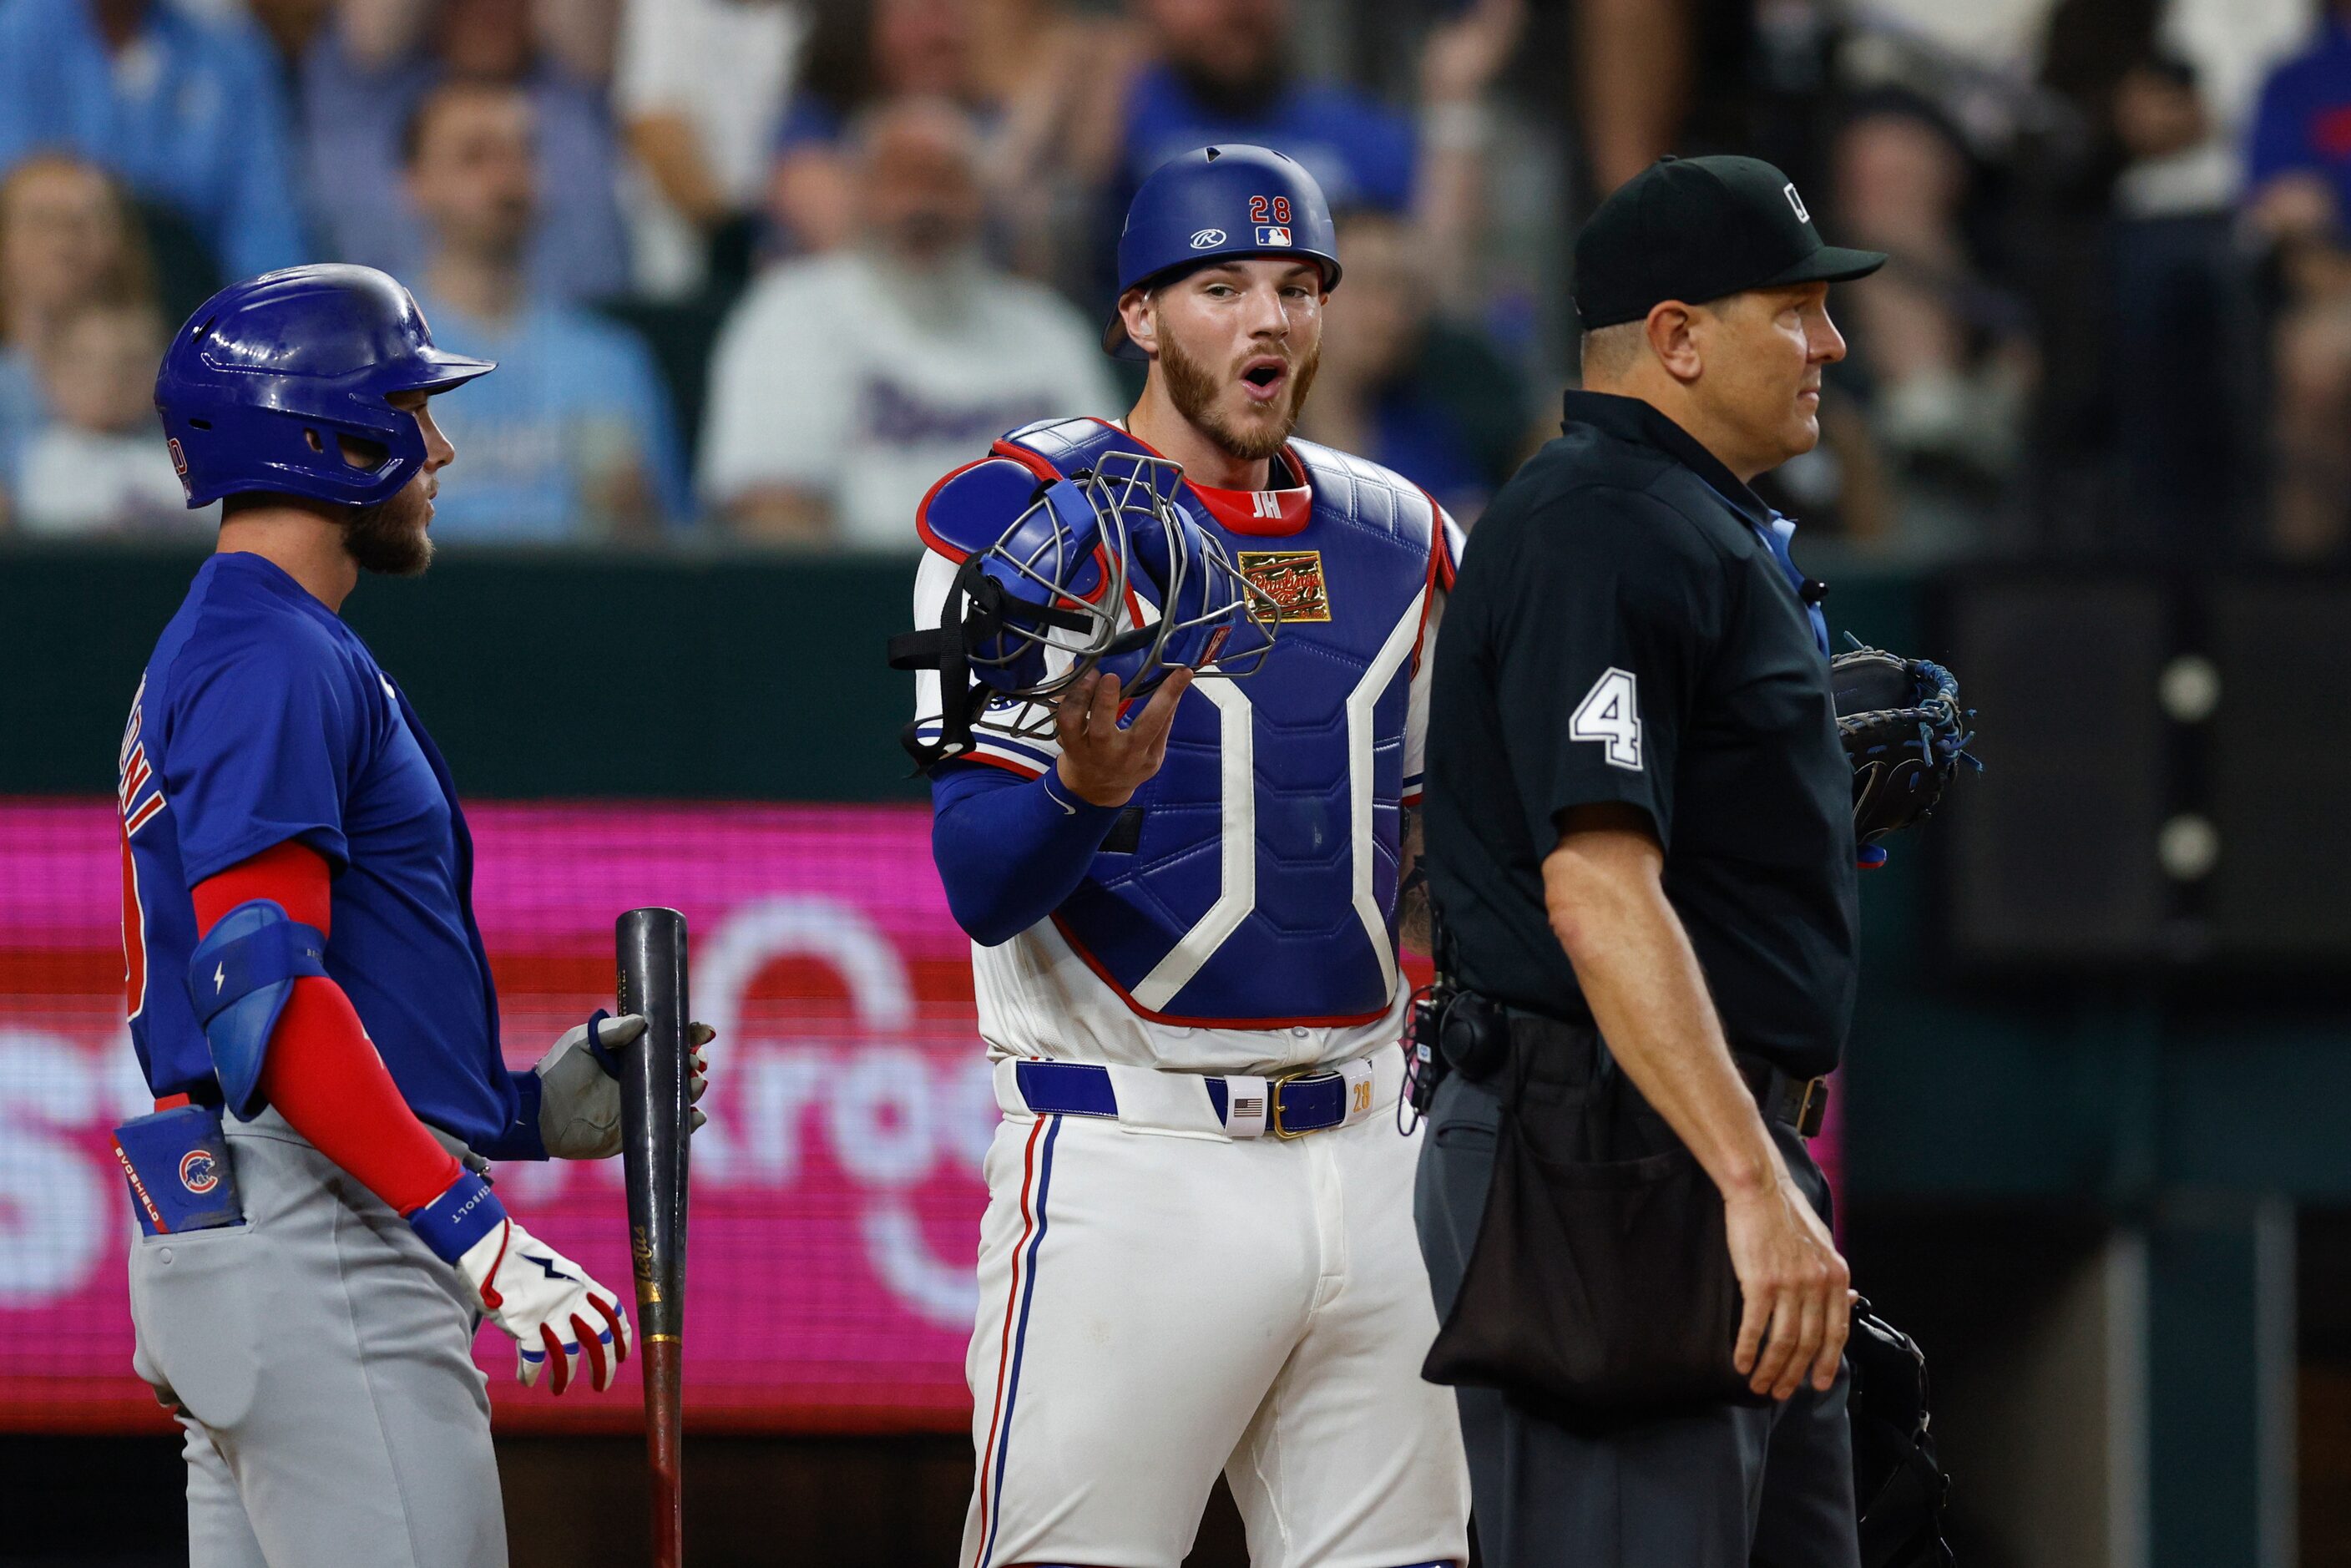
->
<box><xmin>999</xmin><ymin>417</ymin><xmax>1442</xmax><ymax>1027</ymax></box>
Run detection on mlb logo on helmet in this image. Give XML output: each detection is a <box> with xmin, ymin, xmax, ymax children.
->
<box><xmin>1256</xmin><ymin>225</ymin><xmax>1292</xmax><ymax>246</ymax></box>
<box><xmin>179</xmin><ymin>1148</ymin><xmax>220</xmax><ymax>1196</ymax></box>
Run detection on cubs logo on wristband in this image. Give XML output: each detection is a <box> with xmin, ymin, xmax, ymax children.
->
<box><xmin>111</xmin><ymin>1105</ymin><xmax>243</xmax><ymax>1234</ymax></box>
<box><xmin>179</xmin><ymin>1149</ymin><xmax>220</xmax><ymax>1195</ymax></box>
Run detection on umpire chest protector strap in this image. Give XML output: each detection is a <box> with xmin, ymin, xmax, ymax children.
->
<box><xmin>1001</xmin><ymin>417</ymin><xmax>1448</xmax><ymax>1027</ymax></box>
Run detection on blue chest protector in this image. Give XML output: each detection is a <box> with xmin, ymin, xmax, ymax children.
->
<box><xmin>935</xmin><ymin>417</ymin><xmax>1442</xmax><ymax>1027</ymax></box>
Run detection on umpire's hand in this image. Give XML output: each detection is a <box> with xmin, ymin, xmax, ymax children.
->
<box><xmin>1724</xmin><ymin>1167</ymin><xmax>1851</xmax><ymax>1399</ymax></box>
<box><xmin>1545</xmin><ymin>808</ymin><xmax>1854</xmax><ymax>1402</ymax></box>
<box><xmin>1053</xmin><ymin>668</ymin><xmax>1193</xmax><ymax>807</ymax></box>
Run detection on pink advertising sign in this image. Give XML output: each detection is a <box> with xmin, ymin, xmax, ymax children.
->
<box><xmin>0</xmin><ymin>797</ymin><xmax>1840</xmax><ymax>1436</ymax></box>
<box><xmin>0</xmin><ymin>799</ymin><xmax>997</xmax><ymax>1434</ymax></box>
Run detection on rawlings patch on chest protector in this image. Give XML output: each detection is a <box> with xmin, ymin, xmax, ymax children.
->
<box><xmin>1237</xmin><ymin>549</ymin><xmax>1332</xmax><ymax>622</ymax></box>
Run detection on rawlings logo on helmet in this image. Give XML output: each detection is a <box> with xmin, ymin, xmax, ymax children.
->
<box><xmin>1189</xmin><ymin>228</ymin><xmax>1226</xmax><ymax>249</ymax></box>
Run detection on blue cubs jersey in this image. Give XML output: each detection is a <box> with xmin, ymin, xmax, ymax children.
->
<box><xmin>915</xmin><ymin>418</ymin><xmax>1454</xmax><ymax>1039</ymax></box>
<box><xmin>119</xmin><ymin>552</ymin><xmax>527</xmax><ymax>1151</ymax></box>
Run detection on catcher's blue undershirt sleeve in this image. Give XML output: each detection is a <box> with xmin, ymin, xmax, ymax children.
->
<box><xmin>931</xmin><ymin>762</ymin><xmax>1122</xmax><ymax>946</ymax></box>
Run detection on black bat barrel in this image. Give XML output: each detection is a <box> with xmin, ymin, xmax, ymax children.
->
<box><xmin>615</xmin><ymin>907</ymin><xmax>691</xmax><ymax>1565</ymax></box>
<box><xmin>615</xmin><ymin>907</ymin><xmax>691</xmax><ymax>1343</ymax></box>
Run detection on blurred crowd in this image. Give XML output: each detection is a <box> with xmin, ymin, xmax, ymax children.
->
<box><xmin>5</xmin><ymin>0</ymin><xmax>2351</xmax><ymax>562</ymax></box>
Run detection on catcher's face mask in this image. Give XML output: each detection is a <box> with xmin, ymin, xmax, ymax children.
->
<box><xmin>892</xmin><ymin>450</ymin><xmax>1282</xmax><ymax>766</ymax></box>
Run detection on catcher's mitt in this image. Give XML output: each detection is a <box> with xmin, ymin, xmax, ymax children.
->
<box><xmin>1848</xmin><ymin>1297</ymin><xmax>1957</xmax><ymax>1568</ymax></box>
<box><xmin>1829</xmin><ymin>640</ymin><xmax>1978</xmax><ymax>858</ymax></box>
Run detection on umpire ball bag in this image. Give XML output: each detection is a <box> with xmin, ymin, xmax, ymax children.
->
<box><xmin>1421</xmin><ymin>1014</ymin><xmax>1765</xmax><ymax>1419</ymax></box>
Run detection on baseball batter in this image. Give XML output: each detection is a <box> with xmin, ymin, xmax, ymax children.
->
<box><xmin>901</xmin><ymin>147</ymin><xmax>1472</xmax><ymax>1568</ymax></box>
<box><xmin>116</xmin><ymin>264</ymin><xmax>708</xmax><ymax>1568</ymax></box>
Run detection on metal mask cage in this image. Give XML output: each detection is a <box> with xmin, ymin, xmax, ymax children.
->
<box><xmin>964</xmin><ymin>449</ymin><xmax>1284</xmax><ymax>745</ymax></box>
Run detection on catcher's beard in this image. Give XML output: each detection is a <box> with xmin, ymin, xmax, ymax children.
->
<box><xmin>1158</xmin><ymin>322</ymin><xmax>1319</xmax><ymax>463</ymax></box>
<box><xmin>343</xmin><ymin>481</ymin><xmax>433</xmax><ymax>577</ymax></box>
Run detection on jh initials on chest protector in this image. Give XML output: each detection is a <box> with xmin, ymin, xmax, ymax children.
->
<box><xmin>1013</xmin><ymin>417</ymin><xmax>1438</xmax><ymax>1025</ymax></box>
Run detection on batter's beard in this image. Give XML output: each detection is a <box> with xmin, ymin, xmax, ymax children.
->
<box><xmin>1159</xmin><ymin>327</ymin><xmax>1320</xmax><ymax>463</ymax></box>
<box><xmin>342</xmin><ymin>484</ymin><xmax>433</xmax><ymax>577</ymax></box>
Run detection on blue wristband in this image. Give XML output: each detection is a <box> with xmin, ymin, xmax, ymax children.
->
<box><xmin>406</xmin><ymin>1171</ymin><xmax>508</xmax><ymax>1264</ymax></box>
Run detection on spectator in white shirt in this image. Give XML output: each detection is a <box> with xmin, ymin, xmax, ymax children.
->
<box><xmin>0</xmin><ymin>154</ymin><xmax>154</xmax><ymax>525</ymax></box>
<box><xmin>616</xmin><ymin>0</ymin><xmax>809</xmax><ymax>297</ymax></box>
<box><xmin>699</xmin><ymin>95</ymin><xmax>1120</xmax><ymax>549</ymax></box>
<box><xmin>13</xmin><ymin>300</ymin><xmax>212</xmax><ymax>536</ymax></box>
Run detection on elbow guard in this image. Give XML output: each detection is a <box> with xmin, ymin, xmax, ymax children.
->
<box><xmin>185</xmin><ymin>898</ymin><xmax>330</xmax><ymax>1120</ymax></box>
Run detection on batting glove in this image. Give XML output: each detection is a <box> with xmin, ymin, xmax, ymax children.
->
<box><xmin>534</xmin><ymin>1010</ymin><xmax>712</xmax><ymax>1160</ymax></box>
<box><xmin>409</xmin><ymin>1172</ymin><xmax>629</xmax><ymax>1394</ymax></box>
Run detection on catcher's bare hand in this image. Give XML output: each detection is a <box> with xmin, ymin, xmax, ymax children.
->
<box><xmin>1054</xmin><ymin>668</ymin><xmax>1192</xmax><ymax>807</ymax></box>
<box><xmin>1723</xmin><ymin>1171</ymin><xmax>1851</xmax><ymax>1399</ymax></box>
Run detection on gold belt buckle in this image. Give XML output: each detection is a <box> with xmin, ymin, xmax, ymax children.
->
<box><xmin>1795</xmin><ymin>1076</ymin><xmax>1828</xmax><ymax>1139</ymax></box>
<box><xmin>1268</xmin><ymin>1068</ymin><xmax>1325</xmax><ymax>1141</ymax></box>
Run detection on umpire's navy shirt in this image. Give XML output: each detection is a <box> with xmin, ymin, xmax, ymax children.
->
<box><xmin>1425</xmin><ymin>391</ymin><xmax>1858</xmax><ymax>1078</ymax></box>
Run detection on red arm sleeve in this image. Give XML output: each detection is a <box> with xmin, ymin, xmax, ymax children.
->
<box><xmin>192</xmin><ymin>840</ymin><xmax>462</xmax><ymax>1216</ymax></box>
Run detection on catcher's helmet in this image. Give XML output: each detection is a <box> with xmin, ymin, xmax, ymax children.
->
<box><xmin>1105</xmin><ymin>144</ymin><xmax>1342</xmax><ymax>359</ymax></box>
<box><xmin>962</xmin><ymin>451</ymin><xmax>1277</xmax><ymax>700</ymax></box>
<box><xmin>154</xmin><ymin>264</ymin><xmax>495</xmax><ymax>509</ymax></box>
<box><xmin>889</xmin><ymin>448</ymin><xmax>1281</xmax><ymax>767</ymax></box>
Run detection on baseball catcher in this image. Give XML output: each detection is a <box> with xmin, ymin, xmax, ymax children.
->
<box><xmin>896</xmin><ymin>144</ymin><xmax>1474</xmax><ymax>1568</ymax></box>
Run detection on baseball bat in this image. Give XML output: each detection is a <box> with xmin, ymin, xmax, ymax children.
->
<box><xmin>615</xmin><ymin>908</ymin><xmax>691</xmax><ymax>1568</ymax></box>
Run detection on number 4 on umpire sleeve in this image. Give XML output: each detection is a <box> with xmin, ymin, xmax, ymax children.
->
<box><xmin>1570</xmin><ymin>668</ymin><xmax>1643</xmax><ymax>770</ymax></box>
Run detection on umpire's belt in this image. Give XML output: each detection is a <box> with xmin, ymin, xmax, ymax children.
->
<box><xmin>1737</xmin><ymin>1055</ymin><xmax>1830</xmax><ymax>1140</ymax></box>
<box><xmin>1477</xmin><ymin>1004</ymin><xmax>1830</xmax><ymax>1140</ymax></box>
<box><xmin>993</xmin><ymin>1053</ymin><xmax>1398</xmax><ymax>1140</ymax></box>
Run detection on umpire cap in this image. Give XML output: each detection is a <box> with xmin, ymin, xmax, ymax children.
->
<box><xmin>1572</xmin><ymin>155</ymin><xmax>1885</xmax><ymax>331</ymax></box>
<box><xmin>155</xmin><ymin>264</ymin><xmax>495</xmax><ymax>509</ymax></box>
<box><xmin>1105</xmin><ymin>144</ymin><xmax>1342</xmax><ymax>360</ymax></box>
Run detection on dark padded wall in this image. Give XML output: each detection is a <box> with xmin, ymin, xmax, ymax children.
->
<box><xmin>1</xmin><ymin>546</ymin><xmax>928</xmax><ymax>803</ymax></box>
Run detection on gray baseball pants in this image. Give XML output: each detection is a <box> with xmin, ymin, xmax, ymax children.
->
<box><xmin>127</xmin><ymin>1108</ymin><xmax>508</xmax><ymax>1568</ymax></box>
<box><xmin>1413</xmin><ymin>1070</ymin><xmax>1862</xmax><ymax>1568</ymax></box>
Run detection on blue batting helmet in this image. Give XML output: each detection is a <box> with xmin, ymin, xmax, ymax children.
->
<box><xmin>1104</xmin><ymin>144</ymin><xmax>1342</xmax><ymax>359</ymax></box>
<box><xmin>154</xmin><ymin>264</ymin><xmax>495</xmax><ymax>509</ymax></box>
